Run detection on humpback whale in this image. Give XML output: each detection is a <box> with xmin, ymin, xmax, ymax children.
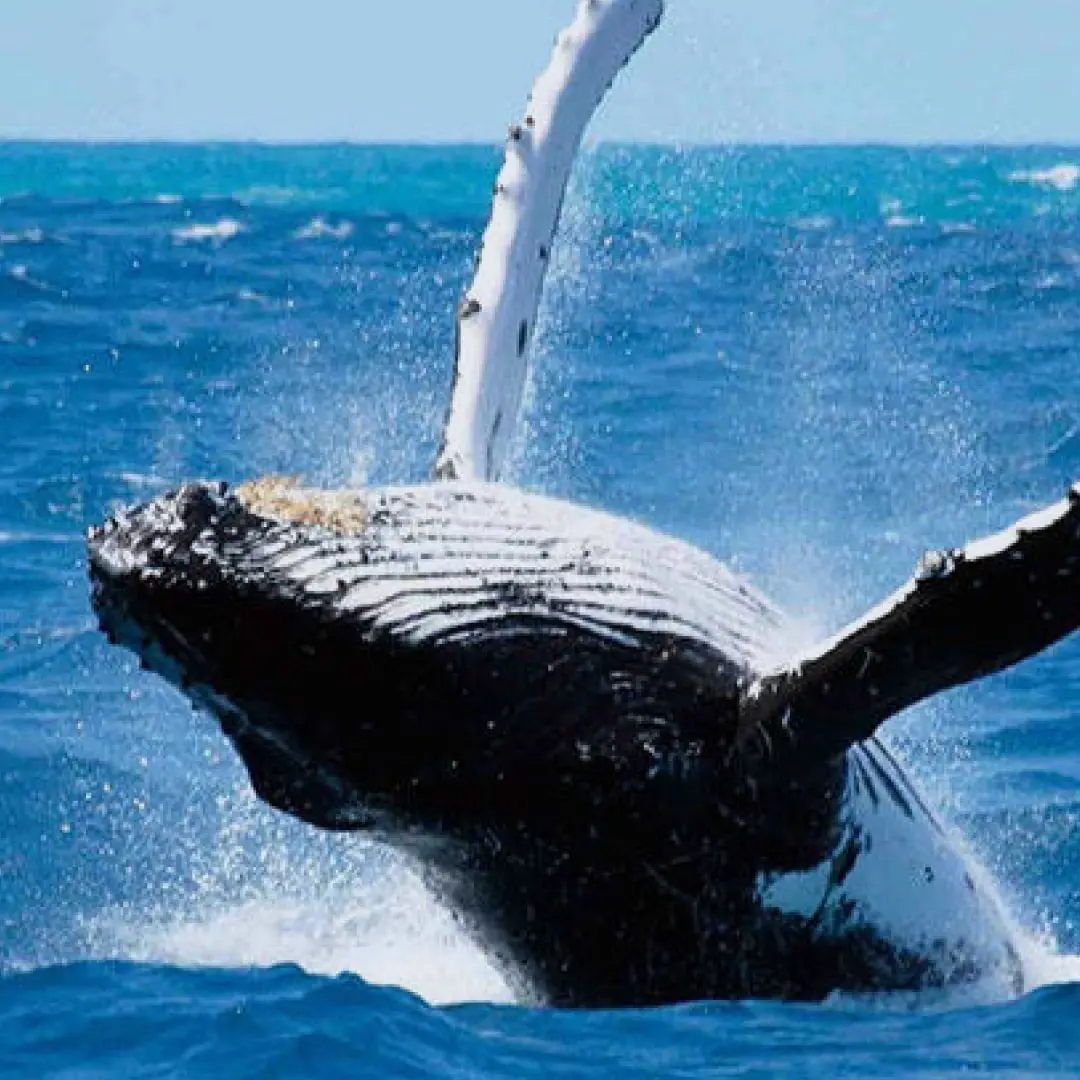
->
<box><xmin>87</xmin><ymin>0</ymin><xmax>1080</xmax><ymax>1007</ymax></box>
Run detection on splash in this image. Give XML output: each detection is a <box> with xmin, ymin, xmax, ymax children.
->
<box><xmin>506</xmin><ymin>147</ymin><xmax>605</xmax><ymax>490</ymax></box>
<box><xmin>1022</xmin><ymin>941</ymin><xmax>1080</xmax><ymax>991</ymax></box>
<box><xmin>734</xmin><ymin>230</ymin><xmax>990</xmax><ymax>630</ymax></box>
<box><xmin>81</xmin><ymin>785</ymin><xmax>518</xmax><ymax>1007</ymax></box>
<box><xmin>91</xmin><ymin>871</ymin><xmax>516</xmax><ymax>1007</ymax></box>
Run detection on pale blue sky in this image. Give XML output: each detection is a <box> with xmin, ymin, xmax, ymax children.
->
<box><xmin>1</xmin><ymin>1</ymin><xmax>1078</xmax><ymax>144</ymax></box>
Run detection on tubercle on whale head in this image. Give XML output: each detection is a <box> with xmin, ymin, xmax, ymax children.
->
<box><xmin>87</xmin><ymin>477</ymin><xmax>371</xmax><ymax>591</ymax></box>
<box><xmin>88</xmin><ymin>481</ymin><xmax>230</xmax><ymax>582</ymax></box>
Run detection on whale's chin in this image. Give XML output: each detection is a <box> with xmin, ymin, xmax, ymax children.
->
<box><xmin>88</xmin><ymin>481</ymin><xmax>401</xmax><ymax>834</ymax></box>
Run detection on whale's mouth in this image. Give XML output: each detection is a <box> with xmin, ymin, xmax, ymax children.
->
<box><xmin>87</xmin><ymin>481</ymin><xmax>233</xmax><ymax>698</ymax></box>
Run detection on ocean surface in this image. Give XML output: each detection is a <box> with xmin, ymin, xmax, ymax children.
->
<box><xmin>1</xmin><ymin>142</ymin><xmax>1079</xmax><ymax>1077</ymax></box>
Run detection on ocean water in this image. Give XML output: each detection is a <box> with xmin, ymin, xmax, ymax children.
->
<box><xmin>1</xmin><ymin>142</ymin><xmax>1079</xmax><ymax>1077</ymax></box>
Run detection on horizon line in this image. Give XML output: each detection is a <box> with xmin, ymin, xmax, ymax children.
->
<box><xmin>3</xmin><ymin>137</ymin><xmax>1080</xmax><ymax>152</ymax></box>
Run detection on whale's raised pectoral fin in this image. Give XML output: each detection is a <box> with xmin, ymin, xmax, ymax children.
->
<box><xmin>742</xmin><ymin>483</ymin><xmax>1080</xmax><ymax>766</ymax></box>
<box><xmin>435</xmin><ymin>0</ymin><xmax>665</xmax><ymax>483</ymax></box>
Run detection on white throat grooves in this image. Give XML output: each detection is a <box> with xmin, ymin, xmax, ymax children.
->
<box><xmin>434</xmin><ymin>0</ymin><xmax>665</xmax><ymax>483</ymax></box>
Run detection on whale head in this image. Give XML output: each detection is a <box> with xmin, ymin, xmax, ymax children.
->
<box><xmin>88</xmin><ymin>479</ymin><xmax>508</xmax><ymax>836</ymax></box>
<box><xmin>88</xmin><ymin>479</ymin><xmax>731</xmax><ymax>844</ymax></box>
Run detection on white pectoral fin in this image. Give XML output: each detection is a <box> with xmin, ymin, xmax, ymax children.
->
<box><xmin>435</xmin><ymin>0</ymin><xmax>665</xmax><ymax>482</ymax></box>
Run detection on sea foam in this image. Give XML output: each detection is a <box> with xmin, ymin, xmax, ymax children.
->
<box><xmin>1007</xmin><ymin>164</ymin><xmax>1080</xmax><ymax>193</ymax></box>
<box><xmin>293</xmin><ymin>217</ymin><xmax>354</xmax><ymax>241</ymax></box>
<box><xmin>172</xmin><ymin>219</ymin><xmax>244</xmax><ymax>245</ymax></box>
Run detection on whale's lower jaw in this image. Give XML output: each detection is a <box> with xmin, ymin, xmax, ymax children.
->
<box><xmin>92</xmin><ymin>582</ymin><xmax>381</xmax><ymax>831</ymax></box>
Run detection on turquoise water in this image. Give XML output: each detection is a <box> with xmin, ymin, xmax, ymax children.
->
<box><xmin>1</xmin><ymin>143</ymin><xmax>1079</xmax><ymax>1076</ymax></box>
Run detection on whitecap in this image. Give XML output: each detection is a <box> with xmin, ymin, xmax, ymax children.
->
<box><xmin>1034</xmin><ymin>272</ymin><xmax>1064</xmax><ymax>291</ymax></box>
<box><xmin>6</xmin><ymin>264</ymin><xmax>54</xmax><ymax>292</ymax></box>
<box><xmin>791</xmin><ymin>215</ymin><xmax>833</xmax><ymax>232</ymax></box>
<box><xmin>116</xmin><ymin>471</ymin><xmax>170</xmax><ymax>491</ymax></box>
<box><xmin>293</xmin><ymin>217</ymin><xmax>354</xmax><ymax>241</ymax></box>
<box><xmin>0</xmin><ymin>530</ymin><xmax>75</xmax><ymax>545</ymax></box>
<box><xmin>171</xmin><ymin>219</ymin><xmax>244</xmax><ymax>245</ymax></box>
<box><xmin>0</xmin><ymin>227</ymin><xmax>45</xmax><ymax>245</ymax></box>
<box><xmin>237</xmin><ymin>287</ymin><xmax>271</xmax><ymax>305</ymax></box>
<box><xmin>235</xmin><ymin>185</ymin><xmax>299</xmax><ymax>206</ymax></box>
<box><xmin>885</xmin><ymin>215</ymin><xmax>923</xmax><ymax>229</ymax></box>
<box><xmin>1008</xmin><ymin>163</ymin><xmax>1080</xmax><ymax>192</ymax></box>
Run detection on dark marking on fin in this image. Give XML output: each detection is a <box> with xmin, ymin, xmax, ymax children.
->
<box><xmin>854</xmin><ymin>756</ymin><xmax>879</xmax><ymax>807</ymax></box>
<box><xmin>486</xmin><ymin>411</ymin><xmax>504</xmax><ymax>479</ymax></box>
<box><xmin>830</xmin><ymin>833</ymin><xmax>861</xmax><ymax>890</ymax></box>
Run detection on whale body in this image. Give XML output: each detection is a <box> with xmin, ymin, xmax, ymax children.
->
<box><xmin>85</xmin><ymin>0</ymin><xmax>1080</xmax><ymax>1007</ymax></box>
<box><xmin>88</xmin><ymin>476</ymin><xmax>1080</xmax><ymax>1005</ymax></box>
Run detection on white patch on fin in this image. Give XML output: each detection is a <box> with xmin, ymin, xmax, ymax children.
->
<box><xmin>435</xmin><ymin>0</ymin><xmax>665</xmax><ymax>482</ymax></box>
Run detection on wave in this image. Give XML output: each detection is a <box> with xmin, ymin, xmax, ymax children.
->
<box><xmin>236</xmin><ymin>287</ymin><xmax>272</xmax><ymax>305</ymax></box>
<box><xmin>0</xmin><ymin>530</ymin><xmax>78</xmax><ymax>546</ymax></box>
<box><xmin>3</xmin><ymin>264</ymin><xmax>56</xmax><ymax>295</ymax></box>
<box><xmin>72</xmin><ymin>783</ymin><xmax>518</xmax><ymax>1008</ymax></box>
<box><xmin>791</xmin><ymin>215</ymin><xmax>834</xmax><ymax>232</ymax></box>
<box><xmin>234</xmin><ymin>185</ymin><xmax>307</xmax><ymax>206</ymax></box>
<box><xmin>293</xmin><ymin>217</ymin><xmax>354</xmax><ymax>241</ymax></box>
<box><xmin>0</xmin><ymin>227</ymin><xmax>46</xmax><ymax>245</ymax></box>
<box><xmin>1007</xmin><ymin>164</ymin><xmax>1080</xmax><ymax>193</ymax></box>
<box><xmin>171</xmin><ymin>219</ymin><xmax>244</xmax><ymax>245</ymax></box>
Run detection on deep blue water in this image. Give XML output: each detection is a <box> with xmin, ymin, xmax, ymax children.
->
<box><xmin>1</xmin><ymin>143</ymin><xmax>1079</xmax><ymax>1077</ymax></box>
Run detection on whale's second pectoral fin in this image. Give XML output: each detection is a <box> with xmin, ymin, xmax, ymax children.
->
<box><xmin>741</xmin><ymin>482</ymin><xmax>1080</xmax><ymax>766</ymax></box>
